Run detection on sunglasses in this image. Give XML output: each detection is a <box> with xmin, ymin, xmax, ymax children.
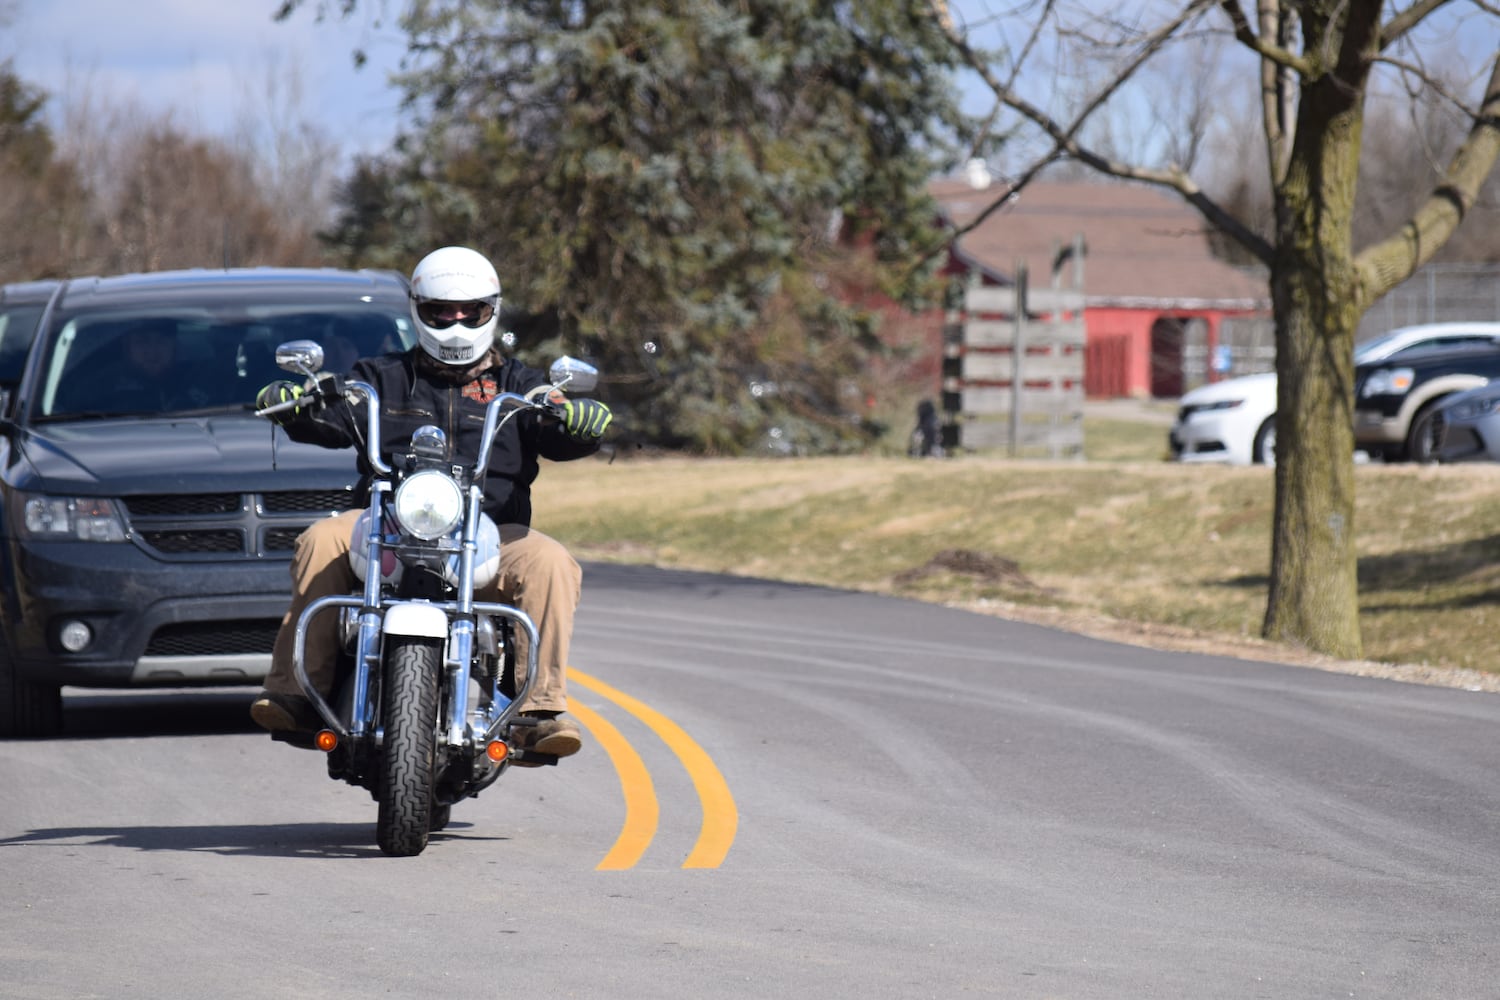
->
<box><xmin>414</xmin><ymin>297</ymin><xmax>497</xmax><ymax>330</ymax></box>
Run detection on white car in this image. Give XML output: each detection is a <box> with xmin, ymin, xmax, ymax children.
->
<box><xmin>1168</xmin><ymin>322</ymin><xmax>1500</xmax><ymax>465</ymax></box>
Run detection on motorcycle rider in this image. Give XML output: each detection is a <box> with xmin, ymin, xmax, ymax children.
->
<box><xmin>249</xmin><ymin>246</ymin><xmax>612</xmax><ymax>762</ymax></box>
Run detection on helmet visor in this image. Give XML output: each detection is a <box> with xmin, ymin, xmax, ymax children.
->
<box><xmin>413</xmin><ymin>296</ymin><xmax>497</xmax><ymax>330</ymax></box>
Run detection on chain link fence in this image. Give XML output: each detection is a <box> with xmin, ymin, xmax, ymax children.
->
<box><xmin>1358</xmin><ymin>263</ymin><xmax>1500</xmax><ymax>339</ymax></box>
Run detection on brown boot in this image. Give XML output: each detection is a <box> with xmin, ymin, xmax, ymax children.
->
<box><xmin>249</xmin><ymin>690</ymin><xmax>321</xmax><ymax>732</ymax></box>
<box><xmin>512</xmin><ymin>711</ymin><xmax>582</xmax><ymax>763</ymax></box>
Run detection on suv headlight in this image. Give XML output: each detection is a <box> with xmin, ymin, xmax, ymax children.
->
<box><xmin>1361</xmin><ymin>367</ymin><xmax>1414</xmax><ymax>398</ymax></box>
<box><xmin>392</xmin><ymin>470</ymin><xmax>464</xmax><ymax>540</ymax></box>
<box><xmin>20</xmin><ymin>495</ymin><xmax>128</xmax><ymax>542</ymax></box>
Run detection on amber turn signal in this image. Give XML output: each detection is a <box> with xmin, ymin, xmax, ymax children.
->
<box><xmin>315</xmin><ymin>730</ymin><xmax>339</xmax><ymax>752</ymax></box>
<box><xmin>485</xmin><ymin>740</ymin><xmax>509</xmax><ymax>762</ymax></box>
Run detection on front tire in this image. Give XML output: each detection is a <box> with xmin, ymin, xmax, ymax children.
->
<box><xmin>376</xmin><ymin>636</ymin><xmax>442</xmax><ymax>857</ymax></box>
<box><xmin>0</xmin><ymin>647</ymin><xmax>63</xmax><ymax>739</ymax></box>
<box><xmin>1406</xmin><ymin>405</ymin><xmax>1443</xmax><ymax>464</ymax></box>
<box><xmin>1252</xmin><ymin>416</ymin><xmax>1276</xmax><ymax>466</ymax></box>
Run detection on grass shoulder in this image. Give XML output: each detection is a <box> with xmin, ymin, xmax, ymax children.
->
<box><xmin>536</xmin><ymin>442</ymin><xmax>1500</xmax><ymax>694</ymax></box>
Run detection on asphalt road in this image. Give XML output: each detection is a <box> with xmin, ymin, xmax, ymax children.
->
<box><xmin>3</xmin><ymin>562</ymin><xmax>1498</xmax><ymax>999</ymax></box>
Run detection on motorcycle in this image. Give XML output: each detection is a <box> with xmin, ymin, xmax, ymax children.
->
<box><xmin>255</xmin><ymin>339</ymin><xmax>598</xmax><ymax>857</ymax></box>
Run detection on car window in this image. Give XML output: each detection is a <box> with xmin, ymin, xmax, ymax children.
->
<box><xmin>0</xmin><ymin>303</ymin><xmax>46</xmax><ymax>383</ymax></box>
<box><xmin>1354</xmin><ymin>330</ymin><xmax>1500</xmax><ymax>364</ymax></box>
<box><xmin>30</xmin><ymin>306</ymin><xmax>412</xmax><ymax>421</ymax></box>
<box><xmin>1382</xmin><ymin>336</ymin><xmax>1498</xmax><ymax>360</ymax></box>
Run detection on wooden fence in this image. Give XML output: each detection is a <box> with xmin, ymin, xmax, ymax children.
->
<box><xmin>941</xmin><ymin>271</ymin><xmax>1087</xmax><ymax>458</ymax></box>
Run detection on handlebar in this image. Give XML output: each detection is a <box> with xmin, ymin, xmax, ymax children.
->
<box><xmin>254</xmin><ymin>373</ymin><xmax>567</xmax><ymax>478</ymax></box>
<box><xmin>255</xmin><ymin>394</ymin><xmax>309</xmax><ymax>418</ymax></box>
<box><xmin>252</xmin><ymin>372</ymin><xmax>345</xmax><ymax>418</ymax></box>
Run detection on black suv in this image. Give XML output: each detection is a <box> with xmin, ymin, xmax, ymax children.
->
<box><xmin>1354</xmin><ymin>339</ymin><xmax>1500</xmax><ymax>463</ymax></box>
<box><xmin>0</xmin><ymin>267</ymin><xmax>415</xmax><ymax>737</ymax></box>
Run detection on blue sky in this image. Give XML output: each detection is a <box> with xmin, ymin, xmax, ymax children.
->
<box><xmin>6</xmin><ymin>0</ymin><xmax>407</xmax><ymax>159</ymax></box>
<box><xmin>8</xmin><ymin>1</ymin><xmax>1495</xmax><ymax>174</ymax></box>
<box><xmin>7</xmin><ymin>1</ymin><xmax>999</xmax><ymax>166</ymax></box>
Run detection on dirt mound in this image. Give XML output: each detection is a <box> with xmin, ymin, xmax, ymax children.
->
<box><xmin>894</xmin><ymin>548</ymin><xmax>1040</xmax><ymax>589</ymax></box>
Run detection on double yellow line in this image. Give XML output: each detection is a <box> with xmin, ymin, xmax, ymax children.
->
<box><xmin>566</xmin><ymin>667</ymin><xmax>738</xmax><ymax>871</ymax></box>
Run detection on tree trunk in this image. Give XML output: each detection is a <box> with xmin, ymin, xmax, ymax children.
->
<box><xmin>1261</xmin><ymin>5</ymin><xmax>1378</xmax><ymax>659</ymax></box>
<box><xmin>1263</xmin><ymin>260</ymin><xmax>1362</xmax><ymax>658</ymax></box>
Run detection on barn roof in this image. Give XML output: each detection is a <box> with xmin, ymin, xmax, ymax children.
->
<box><xmin>929</xmin><ymin>176</ymin><xmax>1270</xmax><ymax>310</ymax></box>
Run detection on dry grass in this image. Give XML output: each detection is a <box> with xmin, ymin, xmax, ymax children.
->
<box><xmin>534</xmin><ymin>418</ymin><xmax>1500</xmax><ymax>688</ymax></box>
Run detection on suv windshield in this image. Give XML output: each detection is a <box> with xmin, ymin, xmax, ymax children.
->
<box><xmin>29</xmin><ymin>304</ymin><xmax>411</xmax><ymax>421</ymax></box>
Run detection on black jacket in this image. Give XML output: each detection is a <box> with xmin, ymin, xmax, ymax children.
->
<box><xmin>280</xmin><ymin>348</ymin><xmax>598</xmax><ymax>526</ymax></box>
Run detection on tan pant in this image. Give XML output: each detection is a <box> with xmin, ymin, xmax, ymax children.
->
<box><xmin>265</xmin><ymin>509</ymin><xmax>580</xmax><ymax>713</ymax></box>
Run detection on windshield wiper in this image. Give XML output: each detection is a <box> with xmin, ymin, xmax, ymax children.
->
<box><xmin>162</xmin><ymin>403</ymin><xmax>258</xmax><ymax>417</ymax></box>
<box><xmin>32</xmin><ymin>409</ymin><xmax>163</xmax><ymax>423</ymax></box>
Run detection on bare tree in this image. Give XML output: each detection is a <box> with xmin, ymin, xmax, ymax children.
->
<box><xmin>930</xmin><ymin>0</ymin><xmax>1500</xmax><ymax>659</ymax></box>
<box><xmin>7</xmin><ymin>51</ymin><xmax>336</xmax><ymax>279</ymax></box>
<box><xmin>228</xmin><ymin>47</ymin><xmax>341</xmax><ymax>248</ymax></box>
<box><xmin>94</xmin><ymin>123</ymin><xmax>323</xmax><ymax>272</ymax></box>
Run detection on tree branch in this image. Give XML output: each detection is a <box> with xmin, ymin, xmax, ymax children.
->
<box><xmin>1376</xmin><ymin>49</ymin><xmax>1500</xmax><ymax>125</ymax></box>
<box><xmin>927</xmin><ymin>0</ymin><xmax>1273</xmax><ymax>265</ymax></box>
<box><xmin>1356</xmin><ymin>53</ymin><xmax>1500</xmax><ymax>298</ymax></box>
<box><xmin>1379</xmin><ymin>0</ymin><xmax>1458</xmax><ymax>50</ymax></box>
<box><xmin>1216</xmin><ymin>0</ymin><xmax>1314</xmax><ymax>74</ymax></box>
<box><xmin>961</xmin><ymin>0</ymin><xmax>1059</xmax><ymax>162</ymax></box>
<box><xmin>1256</xmin><ymin>0</ymin><xmax>1297</xmax><ymax>183</ymax></box>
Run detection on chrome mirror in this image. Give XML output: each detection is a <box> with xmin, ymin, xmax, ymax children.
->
<box><xmin>275</xmin><ymin>340</ymin><xmax>325</xmax><ymax>377</ymax></box>
<box><xmin>548</xmin><ymin>355</ymin><xmax>598</xmax><ymax>394</ymax></box>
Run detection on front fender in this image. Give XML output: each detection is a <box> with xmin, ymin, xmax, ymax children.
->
<box><xmin>382</xmin><ymin>601</ymin><xmax>449</xmax><ymax>639</ymax></box>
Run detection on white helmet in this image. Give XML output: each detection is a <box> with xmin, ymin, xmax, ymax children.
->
<box><xmin>409</xmin><ymin>246</ymin><xmax>501</xmax><ymax>366</ymax></box>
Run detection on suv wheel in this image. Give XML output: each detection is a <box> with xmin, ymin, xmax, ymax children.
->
<box><xmin>1406</xmin><ymin>404</ymin><xmax>1444</xmax><ymax>465</ymax></box>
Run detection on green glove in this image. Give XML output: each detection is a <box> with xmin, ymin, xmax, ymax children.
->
<box><xmin>561</xmin><ymin>398</ymin><xmax>612</xmax><ymax>440</ymax></box>
<box><xmin>255</xmin><ymin>380</ymin><xmax>303</xmax><ymax>425</ymax></box>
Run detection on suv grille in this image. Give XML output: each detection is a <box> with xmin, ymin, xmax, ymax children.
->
<box><xmin>146</xmin><ymin>620</ymin><xmax>280</xmax><ymax>656</ymax></box>
<box><xmin>125</xmin><ymin>494</ymin><xmax>242</xmax><ymax>517</ymax></box>
<box><xmin>263</xmin><ymin>526</ymin><xmax>309</xmax><ymax>552</ymax></box>
<box><xmin>141</xmin><ymin>529</ymin><xmax>244</xmax><ymax>554</ymax></box>
<box><xmin>262</xmin><ymin>490</ymin><xmax>355</xmax><ymax>513</ymax></box>
<box><xmin>126</xmin><ymin>489</ymin><xmax>355</xmax><ymax>559</ymax></box>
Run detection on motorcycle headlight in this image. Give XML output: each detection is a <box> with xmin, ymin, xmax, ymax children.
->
<box><xmin>20</xmin><ymin>495</ymin><xmax>128</xmax><ymax>542</ymax></box>
<box><xmin>392</xmin><ymin>470</ymin><xmax>464</xmax><ymax>540</ymax></box>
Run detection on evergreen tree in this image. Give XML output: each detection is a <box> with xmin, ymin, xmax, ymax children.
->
<box><xmin>0</xmin><ymin>61</ymin><xmax>72</xmax><ymax>280</ymax></box>
<box><xmin>0</xmin><ymin>61</ymin><xmax>53</xmax><ymax>175</ymax></box>
<box><xmin>321</xmin><ymin>154</ymin><xmax>416</xmax><ymax>271</ymax></box>
<box><xmin>302</xmin><ymin>1</ymin><xmax>966</xmax><ymax>451</ymax></box>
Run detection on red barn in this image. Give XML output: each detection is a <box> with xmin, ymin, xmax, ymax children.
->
<box><xmin>929</xmin><ymin>175</ymin><xmax>1270</xmax><ymax>398</ymax></box>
